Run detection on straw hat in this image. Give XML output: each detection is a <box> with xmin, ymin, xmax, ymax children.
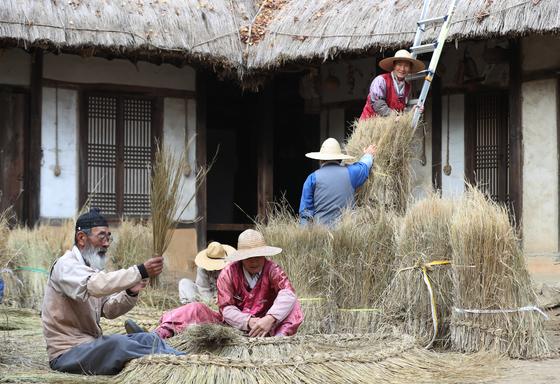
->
<box><xmin>379</xmin><ymin>50</ymin><xmax>425</xmax><ymax>73</ymax></box>
<box><xmin>305</xmin><ymin>138</ymin><xmax>355</xmax><ymax>161</ymax></box>
<box><xmin>195</xmin><ymin>241</ymin><xmax>236</xmax><ymax>271</ymax></box>
<box><xmin>225</xmin><ymin>229</ymin><xmax>282</xmax><ymax>262</ymax></box>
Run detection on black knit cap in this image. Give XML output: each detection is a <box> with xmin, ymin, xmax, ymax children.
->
<box><xmin>75</xmin><ymin>207</ymin><xmax>108</xmax><ymax>232</ymax></box>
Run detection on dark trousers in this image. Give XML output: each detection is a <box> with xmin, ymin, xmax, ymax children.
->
<box><xmin>50</xmin><ymin>333</ymin><xmax>184</xmax><ymax>375</ymax></box>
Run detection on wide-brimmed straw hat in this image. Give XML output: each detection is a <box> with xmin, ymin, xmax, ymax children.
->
<box><xmin>305</xmin><ymin>138</ymin><xmax>355</xmax><ymax>161</ymax></box>
<box><xmin>225</xmin><ymin>229</ymin><xmax>282</xmax><ymax>262</ymax></box>
<box><xmin>195</xmin><ymin>241</ymin><xmax>236</xmax><ymax>271</ymax></box>
<box><xmin>379</xmin><ymin>49</ymin><xmax>425</xmax><ymax>73</ymax></box>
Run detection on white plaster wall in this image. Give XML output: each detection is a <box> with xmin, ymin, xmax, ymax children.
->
<box><xmin>522</xmin><ymin>80</ymin><xmax>558</xmax><ymax>256</ymax></box>
<box><xmin>163</xmin><ymin>98</ymin><xmax>197</xmax><ymax>222</ymax></box>
<box><xmin>522</xmin><ymin>35</ymin><xmax>560</xmax><ymax>72</ymax></box>
<box><xmin>0</xmin><ymin>48</ymin><xmax>31</xmax><ymax>86</ymax></box>
<box><xmin>40</xmin><ymin>87</ymin><xmax>79</xmax><ymax>218</ymax></box>
<box><xmin>441</xmin><ymin>94</ymin><xmax>465</xmax><ymax>198</ymax></box>
<box><xmin>44</xmin><ymin>53</ymin><xmax>195</xmax><ymax>90</ymax></box>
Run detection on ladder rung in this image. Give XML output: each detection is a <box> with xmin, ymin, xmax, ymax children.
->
<box><xmin>417</xmin><ymin>15</ymin><xmax>448</xmax><ymax>27</ymax></box>
<box><xmin>408</xmin><ymin>98</ymin><xmax>419</xmax><ymax>106</ymax></box>
<box><xmin>405</xmin><ymin>69</ymin><xmax>431</xmax><ymax>82</ymax></box>
<box><xmin>410</xmin><ymin>42</ymin><xmax>437</xmax><ymax>54</ymax></box>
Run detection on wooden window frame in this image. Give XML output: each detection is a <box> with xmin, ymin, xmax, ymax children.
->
<box><xmin>79</xmin><ymin>90</ymin><xmax>163</xmax><ymax>221</ymax></box>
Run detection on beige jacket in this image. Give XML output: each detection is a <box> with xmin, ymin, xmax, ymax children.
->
<box><xmin>41</xmin><ymin>246</ymin><xmax>142</xmax><ymax>361</ymax></box>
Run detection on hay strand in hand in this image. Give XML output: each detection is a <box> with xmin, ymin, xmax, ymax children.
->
<box><xmin>150</xmin><ymin>141</ymin><xmax>211</xmax><ymax>285</ymax></box>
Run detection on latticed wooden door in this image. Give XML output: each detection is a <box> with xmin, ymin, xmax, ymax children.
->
<box><xmin>465</xmin><ymin>91</ymin><xmax>510</xmax><ymax>203</ymax></box>
<box><xmin>82</xmin><ymin>94</ymin><xmax>155</xmax><ymax>218</ymax></box>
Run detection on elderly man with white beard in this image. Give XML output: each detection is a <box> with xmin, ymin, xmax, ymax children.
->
<box><xmin>41</xmin><ymin>208</ymin><xmax>184</xmax><ymax>375</ymax></box>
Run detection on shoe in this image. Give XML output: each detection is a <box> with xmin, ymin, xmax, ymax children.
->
<box><xmin>124</xmin><ymin>319</ymin><xmax>147</xmax><ymax>334</ymax></box>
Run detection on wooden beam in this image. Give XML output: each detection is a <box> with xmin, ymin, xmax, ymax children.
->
<box><xmin>207</xmin><ymin>223</ymin><xmax>253</xmax><ymax>231</ymax></box>
<box><xmin>78</xmin><ymin>91</ymin><xmax>88</xmax><ymax>209</ymax></box>
<box><xmin>257</xmin><ymin>86</ymin><xmax>274</xmax><ymax>222</ymax></box>
<box><xmin>431</xmin><ymin>75</ymin><xmax>442</xmax><ymax>190</ymax></box>
<box><xmin>195</xmin><ymin>72</ymin><xmax>208</xmax><ymax>250</ymax></box>
<box><xmin>27</xmin><ymin>49</ymin><xmax>43</xmax><ymax>225</ymax></box>
<box><xmin>522</xmin><ymin>68</ymin><xmax>560</xmax><ymax>82</ymax></box>
<box><xmin>557</xmin><ymin>77</ymin><xmax>560</xmax><ymax>250</ymax></box>
<box><xmin>41</xmin><ymin>78</ymin><xmax>196</xmax><ymax>99</ymax></box>
<box><xmin>508</xmin><ymin>39</ymin><xmax>523</xmax><ymax>227</ymax></box>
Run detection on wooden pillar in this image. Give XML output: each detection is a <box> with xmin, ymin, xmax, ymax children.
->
<box><xmin>27</xmin><ymin>49</ymin><xmax>43</xmax><ymax>225</ymax></box>
<box><xmin>195</xmin><ymin>72</ymin><xmax>208</xmax><ymax>250</ymax></box>
<box><xmin>257</xmin><ymin>86</ymin><xmax>274</xmax><ymax>222</ymax></box>
<box><xmin>431</xmin><ymin>75</ymin><xmax>442</xmax><ymax>190</ymax></box>
<box><xmin>508</xmin><ymin>39</ymin><xmax>523</xmax><ymax>227</ymax></box>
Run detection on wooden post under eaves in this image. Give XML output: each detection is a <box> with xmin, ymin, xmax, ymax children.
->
<box><xmin>195</xmin><ymin>72</ymin><xmax>208</xmax><ymax>250</ymax></box>
<box><xmin>27</xmin><ymin>49</ymin><xmax>43</xmax><ymax>226</ymax></box>
<box><xmin>508</xmin><ymin>39</ymin><xmax>523</xmax><ymax>229</ymax></box>
<box><xmin>431</xmin><ymin>75</ymin><xmax>442</xmax><ymax>190</ymax></box>
<box><xmin>257</xmin><ymin>86</ymin><xmax>274</xmax><ymax>223</ymax></box>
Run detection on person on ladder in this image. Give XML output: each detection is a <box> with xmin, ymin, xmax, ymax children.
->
<box><xmin>360</xmin><ymin>50</ymin><xmax>425</xmax><ymax>120</ymax></box>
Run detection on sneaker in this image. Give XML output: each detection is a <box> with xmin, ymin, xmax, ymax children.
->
<box><xmin>124</xmin><ymin>319</ymin><xmax>147</xmax><ymax>334</ymax></box>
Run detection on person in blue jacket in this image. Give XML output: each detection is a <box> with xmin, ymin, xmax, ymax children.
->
<box><xmin>299</xmin><ymin>138</ymin><xmax>377</xmax><ymax>226</ymax></box>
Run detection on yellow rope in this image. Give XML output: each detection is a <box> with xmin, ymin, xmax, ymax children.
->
<box><xmin>397</xmin><ymin>259</ymin><xmax>452</xmax><ymax>349</ymax></box>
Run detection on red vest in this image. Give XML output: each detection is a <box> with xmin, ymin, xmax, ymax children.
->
<box><xmin>360</xmin><ymin>72</ymin><xmax>410</xmax><ymax>120</ymax></box>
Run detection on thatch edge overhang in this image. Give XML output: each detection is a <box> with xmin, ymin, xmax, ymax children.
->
<box><xmin>0</xmin><ymin>0</ymin><xmax>558</xmax><ymax>81</ymax></box>
<box><xmin>246</xmin><ymin>0</ymin><xmax>560</xmax><ymax>71</ymax></box>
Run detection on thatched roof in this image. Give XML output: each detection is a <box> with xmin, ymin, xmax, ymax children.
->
<box><xmin>0</xmin><ymin>0</ymin><xmax>558</xmax><ymax>75</ymax></box>
<box><xmin>248</xmin><ymin>0</ymin><xmax>560</xmax><ymax>70</ymax></box>
<box><xmin>0</xmin><ymin>0</ymin><xmax>257</xmax><ymax>71</ymax></box>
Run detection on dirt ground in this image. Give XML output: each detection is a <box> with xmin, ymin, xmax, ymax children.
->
<box><xmin>493</xmin><ymin>307</ymin><xmax>560</xmax><ymax>384</ymax></box>
<box><xmin>1</xmin><ymin>306</ymin><xmax>560</xmax><ymax>384</ymax></box>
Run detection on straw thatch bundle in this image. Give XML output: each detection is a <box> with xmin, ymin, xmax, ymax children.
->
<box><xmin>379</xmin><ymin>195</ymin><xmax>454</xmax><ymax>348</ymax></box>
<box><xmin>258</xmin><ymin>204</ymin><xmax>333</xmax><ymax>298</ymax></box>
<box><xmin>450</xmin><ymin>188</ymin><xmax>551</xmax><ymax>359</ymax></box>
<box><xmin>330</xmin><ymin>207</ymin><xmax>397</xmax><ymax>309</ymax></box>
<box><xmin>259</xmin><ymin>204</ymin><xmax>397</xmax><ymax>334</ymax></box>
<box><xmin>297</xmin><ymin>297</ymin><xmax>330</xmax><ymax>334</ymax></box>
<box><xmin>4</xmin><ymin>221</ymin><xmax>73</xmax><ymax>308</ymax></box>
<box><xmin>116</xmin><ymin>338</ymin><xmax>504</xmax><ymax>384</ymax></box>
<box><xmin>108</xmin><ymin>219</ymin><xmax>153</xmax><ymax>271</ymax></box>
<box><xmin>344</xmin><ymin>113</ymin><xmax>416</xmax><ymax>214</ymax></box>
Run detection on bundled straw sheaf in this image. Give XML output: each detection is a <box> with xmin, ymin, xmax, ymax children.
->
<box><xmin>450</xmin><ymin>187</ymin><xmax>551</xmax><ymax>359</ymax></box>
<box><xmin>150</xmin><ymin>143</ymin><xmax>209</xmax><ymax>285</ymax></box>
<box><xmin>344</xmin><ymin>112</ymin><xmax>416</xmax><ymax>214</ymax></box>
<box><xmin>4</xmin><ymin>221</ymin><xmax>74</xmax><ymax>308</ymax></box>
<box><xmin>379</xmin><ymin>195</ymin><xmax>454</xmax><ymax>348</ymax></box>
<box><xmin>259</xmin><ymin>204</ymin><xmax>397</xmax><ymax>334</ymax></box>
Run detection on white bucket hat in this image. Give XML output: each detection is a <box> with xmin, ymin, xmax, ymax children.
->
<box><xmin>195</xmin><ymin>241</ymin><xmax>236</xmax><ymax>271</ymax></box>
<box><xmin>379</xmin><ymin>49</ymin><xmax>425</xmax><ymax>73</ymax></box>
<box><xmin>305</xmin><ymin>138</ymin><xmax>355</xmax><ymax>161</ymax></box>
<box><xmin>225</xmin><ymin>229</ymin><xmax>282</xmax><ymax>262</ymax></box>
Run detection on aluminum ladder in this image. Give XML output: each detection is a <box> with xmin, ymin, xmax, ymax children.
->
<box><xmin>409</xmin><ymin>0</ymin><xmax>458</xmax><ymax>130</ymax></box>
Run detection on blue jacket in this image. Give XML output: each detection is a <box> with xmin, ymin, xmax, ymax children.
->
<box><xmin>299</xmin><ymin>154</ymin><xmax>373</xmax><ymax>226</ymax></box>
